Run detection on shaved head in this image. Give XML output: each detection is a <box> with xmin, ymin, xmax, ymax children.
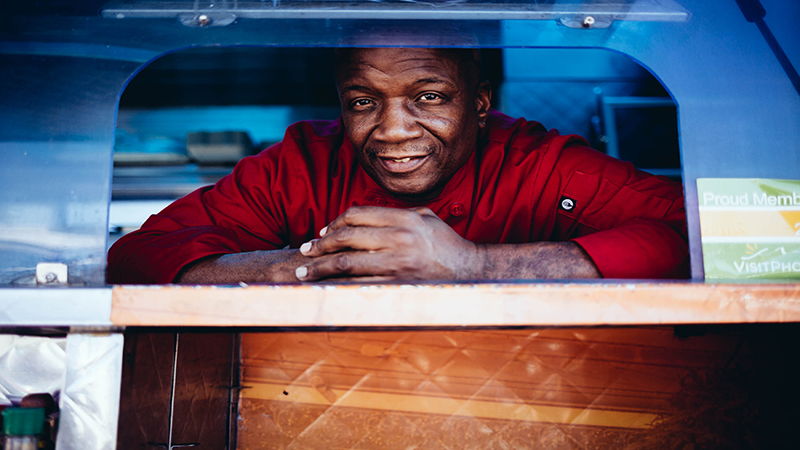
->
<box><xmin>334</xmin><ymin>48</ymin><xmax>483</xmax><ymax>92</ymax></box>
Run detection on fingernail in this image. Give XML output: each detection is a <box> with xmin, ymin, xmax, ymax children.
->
<box><xmin>296</xmin><ymin>266</ymin><xmax>308</xmax><ymax>279</ymax></box>
<box><xmin>319</xmin><ymin>226</ymin><xmax>328</xmax><ymax>237</ymax></box>
<box><xmin>300</xmin><ymin>242</ymin><xmax>312</xmax><ymax>254</ymax></box>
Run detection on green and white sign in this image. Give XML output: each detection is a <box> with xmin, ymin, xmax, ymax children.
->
<box><xmin>697</xmin><ymin>178</ymin><xmax>800</xmax><ymax>280</ymax></box>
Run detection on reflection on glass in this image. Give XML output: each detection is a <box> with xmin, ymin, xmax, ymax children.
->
<box><xmin>101</xmin><ymin>0</ymin><xmax>690</xmax><ymax>25</ymax></box>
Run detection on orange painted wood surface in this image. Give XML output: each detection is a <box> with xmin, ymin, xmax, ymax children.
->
<box><xmin>110</xmin><ymin>282</ymin><xmax>800</xmax><ymax>327</ymax></box>
<box><xmin>236</xmin><ymin>326</ymin><xmax>786</xmax><ymax>449</ymax></box>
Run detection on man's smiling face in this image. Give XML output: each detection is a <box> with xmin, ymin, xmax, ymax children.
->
<box><xmin>336</xmin><ymin>48</ymin><xmax>491</xmax><ymax>201</ymax></box>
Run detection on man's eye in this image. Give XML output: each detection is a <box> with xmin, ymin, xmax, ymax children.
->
<box><xmin>352</xmin><ymin>99</ymin><xmax>373</xmax><ymax>108</ymax></box>
<box><xmin>419</xmin><ymin>93</ymin><xmax>441</xmax><ymax>101</ymax></box>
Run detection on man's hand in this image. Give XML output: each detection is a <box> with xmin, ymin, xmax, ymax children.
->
<box><xmin>177</xmin><ymin>206</ymin><xmax>601</xmax><ymax>284</ymax></box>
<box><xmin>295</xmin><ymin>206</ymin><xmax>482</xmax><ymax>282</ymax></box>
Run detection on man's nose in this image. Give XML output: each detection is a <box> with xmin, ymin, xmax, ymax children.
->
<box><xmin>372</xmin><ymin>100</ymin><xmax>424</xmax><ymax>143</ymax></box>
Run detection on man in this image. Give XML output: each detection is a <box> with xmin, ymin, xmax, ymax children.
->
<box><xmin>107</xmin><ymin>47</ymin><xmax>688</xmax><ymax>284</ymax></box>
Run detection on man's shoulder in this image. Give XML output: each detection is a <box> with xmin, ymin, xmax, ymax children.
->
<box><xmin>483</xmin><ymin>110</ymin><xmax>588</xmax><ymax>155</ymax></box>
<box><xmin>247</xmin><ymin>117</ymin><xmax>346</xmax><ymax>163</ymax></box>
<box><xmin>285</xmin><ymin>117</ymin><xmax>346</xmax><ymax>143</ymax></box>
<box><xmin>235</xmin><ymin>118</ymin><xmax>347</xmax><ymax>177</ymax></box>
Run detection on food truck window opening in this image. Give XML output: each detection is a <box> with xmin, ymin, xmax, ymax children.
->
<box><xmin>110</xmin><ymin>46</ymin><xmax>684</xmax><ymax>273</ymax></box>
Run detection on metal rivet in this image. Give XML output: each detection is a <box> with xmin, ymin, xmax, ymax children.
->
<box><xmin>45</xmin><ymin>273</ymin><xmax>57</xmax><ymax>283</ymax></box>
<box><xmin>583</xmin><ymin>16</ymin><xmax>595</xmax><ymax>27</ymax></box>
<box><xmin>198</xmin><ymin>14</ymin><xmax>210</xmax><ymax>26</ymax></box>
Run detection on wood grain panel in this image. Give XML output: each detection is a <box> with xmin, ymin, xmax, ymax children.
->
<box><xmin>172</xmin><ymin>333</ymin><xmax>235</xmax><ymax>449</ymax></box>
<box><xmin>237</xmin><ymin>327</ymin><xmax>759</xmax><ymax>449</ymax></box>
<box><xmin>237</xmin><ymin>398</ymin><xmax>645</xmax><ymax>450</ymax></box>
<box><xmin>117</xmin><ymin>331</ymin><xmax>174</xmax><ymax>450</ymax></box>
<box><xmin>116</xmin><ymin>332</ymin><xmax>235</xmax><ymax>449</ymax></box>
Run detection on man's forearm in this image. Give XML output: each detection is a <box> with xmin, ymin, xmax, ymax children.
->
<box><xmin>472</xmin><ymin>242</ymin><xmax>601</xmax><ymax>279</ymax></box>
<box><xmin>178</xmin><ymin>242</ymin><xmax>599</xmax><ymax>284</ymax></box>
<box><xmin>176</xmin><ymin>249</ymin><xmax>308</xmax><ymax>284</ymax></box>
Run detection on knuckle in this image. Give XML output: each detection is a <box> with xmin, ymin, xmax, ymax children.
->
<box><xmin>393</xmin><ymin>230</ymin><xmax>416</xmax><ymax>247</ymax></box>
<box><xmin>334</xmin><ymin>226</ymin><xmax>354</xmax><ymax>243</ymax></box>
<box><xmin>342</xmin><ymin>207</ymin><xmax>361</xmax><ymax>221</ymax></box>
<box><xmin>408</xmin><ymin>212</ymin><xmax>426</xmax><ymax>226</ymax></box>
<box><xmin>394</xmin><ymin>210</ymin><xmax>417</xmax><ymax>226</ymax></box>
<box><xmin>302</xmin><ymin>264</ymin><xmax>317</xmax><ymax>280</ymax></box>
<box><xmin>395</xmin><ymin>253</ymin><xmax>418</xmax><ymax>271</ymax></box>
<box><xmin>312</xmin><ymin>238</ymin><xmax>328</xmax><ymax>254</ymax></box>
<box><xmin>333</xmin><ymin>254</ymin><xmax>353</xmax><ymax>273</ymax></box>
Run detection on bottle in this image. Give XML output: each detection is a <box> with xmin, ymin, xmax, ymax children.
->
<box><xmin>1</xmin><ymin>408</ymin><xmax>44</xmax><ymax>450</ymax></box>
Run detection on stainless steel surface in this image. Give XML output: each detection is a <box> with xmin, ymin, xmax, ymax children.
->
<box><xmin>56</xmin><ymin>332</ymin><xmax>124</xmax><ymax>450</ymax></box>
<box><xmin>111</xmin><ymin>166</ymin><xmax>231</xmax><ymax>200</ymax></box>
<box><xmin>0</xmin><ymin>56</ymin><xmax>141</xmax><ymax>286</ymax></box>
<box><xmin>0</xmin><ymin>289</ymin><xmax>112</xmax><ymax>326</ymax></box>
<box><xmin>101</xmin><ymin>0</ymin><xmax>691</xmax><ymax>22</ymax></box>
<box><xmin>109</xmin><ymin>200</ymin><xmax>174</xmax><ymax>231</ymax></box>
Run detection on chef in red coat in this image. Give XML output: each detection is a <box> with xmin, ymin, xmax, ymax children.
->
<box><xmin>108</xmin><ymin>48</ymin><xmax>688</xmax><ymax>284</ymax></box>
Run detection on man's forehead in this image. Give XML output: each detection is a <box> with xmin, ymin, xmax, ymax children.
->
<box><xmin>334</xmin><ymin>47</ymin><xmax>478</xmax><ymax>89</ymax></box>
<box><xmin>339</xmin><ymin>48</ymin><xmax>459</xmax><ymax>72</ymax></box>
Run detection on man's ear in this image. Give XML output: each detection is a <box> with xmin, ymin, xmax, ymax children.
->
<box><xmin>476</xmin><ymin>80</ymin><xmax>492</xmax><ymax>126</ymax></box>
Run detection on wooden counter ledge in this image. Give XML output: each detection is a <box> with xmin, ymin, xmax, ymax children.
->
<box><xmin>110</xmin><ymin>282</ymin><xmax>800</xmax><ymax>327</ymax></box>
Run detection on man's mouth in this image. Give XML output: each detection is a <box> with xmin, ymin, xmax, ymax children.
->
<box><xmin>376</xmin><ymin>154</ymin><xmax>429</xmax><ymax>173</ymax></box>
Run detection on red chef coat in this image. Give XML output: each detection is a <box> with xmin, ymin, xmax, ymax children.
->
<box><xmin>107</xmin><ymin>110</ymin><xmax>688</xmax><ymax>283</ymax></box>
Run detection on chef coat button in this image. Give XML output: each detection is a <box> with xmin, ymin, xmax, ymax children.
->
<box><xmin>450</xmin><ymin>202</ymin><xmax>464</xmax><ymax>216</ymax></box>
<box><xmin>372</xmin><ymin>196</ymin><xmax>386</xmax><ymax>206</ymax></box>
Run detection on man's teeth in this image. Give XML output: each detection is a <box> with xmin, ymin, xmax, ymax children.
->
<box><xmin>392</xmin><ymin>157</ymin><xmax>412</xmax><ymax>163</ymax></box>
